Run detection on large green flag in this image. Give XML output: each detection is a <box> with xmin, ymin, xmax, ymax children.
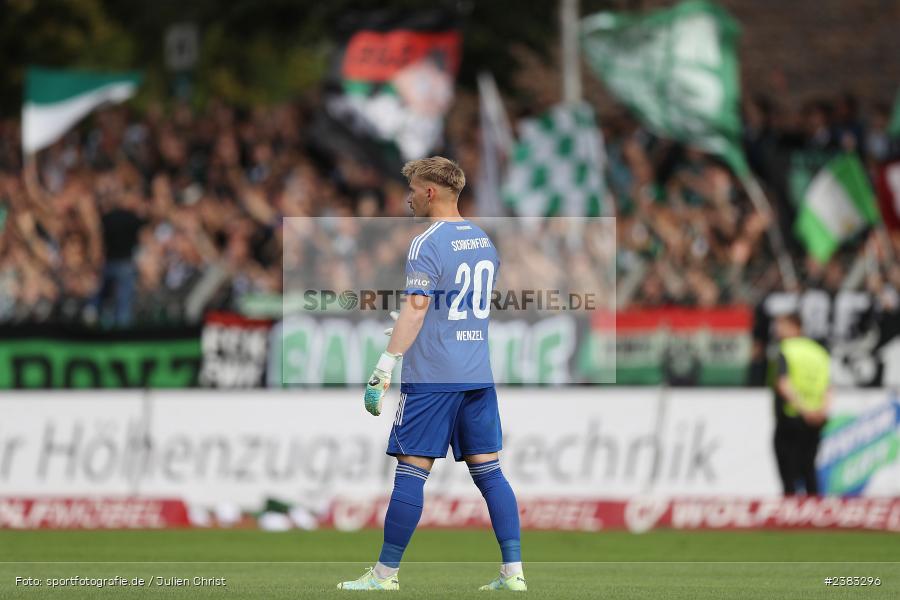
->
<box><xmin>581</xmin><ymin>1</ymin><xmax>747</xmax><ymax>176</ymax></box>
<box><xmin>794</xmin><ymin>153</ymin><xmax>880</xmax><ymax>263</ymax></box>
<box><xmin>22</xmin><ymin>67</ymin><xmax>142</xmax><ymax>155</ymax></box>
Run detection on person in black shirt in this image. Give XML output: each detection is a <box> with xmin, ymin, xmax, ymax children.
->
<box><xmin>90</xmin><ymin>188</ymin><xmax>146</xmax><ymax>326</ymax></box>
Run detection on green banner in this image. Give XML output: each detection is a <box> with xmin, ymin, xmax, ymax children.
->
<box><xmin>265</xmin><ymin>308</ymin><xmax>751</xmax><ymax>387</ymax></box>
<box><xmin>0</xmin><ymin>332</ymin><xmax>200</xmax><ymax>389</ymax></box>
<box><xmin>268</xmin><ymin>315</ymin><xmax>592</xmax><ymax>387</ymax></box>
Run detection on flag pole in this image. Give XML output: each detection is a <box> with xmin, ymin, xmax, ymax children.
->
<box><xmin>560</xmin><ymin>0</ymin><xmax>582</xmax><ymax>104</ymax></box>
<box><xmin>560</xmin><ymin>0</ymin><xmax>593</xmax><ymax>230</ymax></box>
<box><xmin>740</xmin><ymin>175</ymin><xmax>800</xmax><ymax>290</ymax></box>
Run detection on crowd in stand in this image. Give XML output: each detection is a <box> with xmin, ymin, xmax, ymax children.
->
<box><xmin>0</xmin><ymin>89</ymin><xmax>898</xmax><ymax>327</ymax></box>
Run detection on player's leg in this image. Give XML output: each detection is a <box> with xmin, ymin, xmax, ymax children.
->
<box><xmin>451</xmin><ymin>387</ymin><xmax>526</xmax><ymax>591</ymax></box>
<box><xmin>337</xmin><ymin>454</ymin><xmax>433</xmax><ymax>590</ymax></box>
<box><xmin>339</xmin><ymin>391</ymin><xmax>459</xmax><ymax>590</ymax></box>
<box><xmin>465</xmin><ymin>452</ymin><xmax>525</xmax><ymax>591</ymax></box>
<box><xmin>374</xmin><ymin>454</ymin><xmax>435</xmax><ymax>580</ymax></box>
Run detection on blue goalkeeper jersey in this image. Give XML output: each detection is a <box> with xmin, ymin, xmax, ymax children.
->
<box><xmin>401</xmin><ymin>220</ymin><xmax>499</xmax><ymax>393</ymax></box>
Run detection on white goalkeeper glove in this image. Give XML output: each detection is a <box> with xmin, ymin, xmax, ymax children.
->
<box><xmin>364</xmin><ymin>351</ymin><xmax>401</xmax><ymax>416</ymax></box>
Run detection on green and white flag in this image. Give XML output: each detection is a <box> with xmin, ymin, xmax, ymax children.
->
<box><xmin>795</xmin><ymin>153</ymin><xmax>880</xmax><ymax>263</ymax></box>
<box><xmin>581</xmin><ymin>1</ymin><xmax>747</xmax><ymax>176</ymax></box>
<box><xmin>503</xmin><ymin>102</ymin><xmax>605</xmax><ymax>217</ymax></box>
<box><xmin>22</xmin><ymin>67</ymin><xmax>142</xmax><ymax>155</ymax></box>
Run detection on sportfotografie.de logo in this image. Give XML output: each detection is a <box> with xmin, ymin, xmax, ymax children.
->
<box><xmin>295</xmin><ymin>289</ymin><xmax>600</xmax><ymax>312</ymax></box>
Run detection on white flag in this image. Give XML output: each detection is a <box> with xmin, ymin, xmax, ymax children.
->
<box><xmin>475</xmin><ymin>72</ymin><xmax>513</xmax><ymax>217</ymax></box>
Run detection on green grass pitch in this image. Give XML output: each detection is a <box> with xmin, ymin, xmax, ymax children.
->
<box><xmin>0</xmin><ymin>529</ymin><xmax>897</xmax><ymax>599</ymax></box>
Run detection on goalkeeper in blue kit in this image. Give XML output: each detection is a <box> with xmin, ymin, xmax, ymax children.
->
<box><xmin>338</xmin><ymin>157</ymin><xmax>526</xmax><ymax>591</ymax></box>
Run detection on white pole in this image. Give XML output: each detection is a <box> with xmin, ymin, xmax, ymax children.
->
<box><xmin>560</xmin><ymin>0</ymin><xmax>582</xmax><ymax>104</ymax></box>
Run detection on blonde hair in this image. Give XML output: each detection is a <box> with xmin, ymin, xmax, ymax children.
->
<box><xmin>401</xmin><ymin>156</ymin><xmax>466</xmax><ymax>195</ymax></box>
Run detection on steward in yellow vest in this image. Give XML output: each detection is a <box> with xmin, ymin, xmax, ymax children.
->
<box><xmin>772</xmin><ymin>313</ymin><xmax>831</xmax><ymax>496</ymax></box>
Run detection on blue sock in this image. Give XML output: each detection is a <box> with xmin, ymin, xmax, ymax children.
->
<box><xmin>378</xmin><ymin>461</ymin><xmax>429</xmax><ymax>568</ymax></box>
<box><xmin>470</xmin><ymin>460</ymin><xmax>521</xmax><ymax>563</ymax></box>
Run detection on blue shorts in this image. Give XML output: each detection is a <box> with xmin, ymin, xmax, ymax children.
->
<box><xmin>386</xmin><ymin>386</ymin><xmax>502</xmax><ymax>462</ymax></box>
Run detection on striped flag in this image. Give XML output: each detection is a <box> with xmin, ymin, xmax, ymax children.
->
<box><xmin>22</xmin><ymin>67</ymin><xmax>142</xmax><ymax>155</ymax></box>
<box><xmin>794</xmin><ymin>153</ymin><xmax>880</xmax><ymax>262</ymax></box>
<box><xmin>502</xmin><ymin>102</ymin><xmax>605</xmax><ymax>217</ymax></box>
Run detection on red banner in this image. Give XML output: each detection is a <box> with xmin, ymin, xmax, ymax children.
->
<box><xmin>0</xmin><ymin>498</ymin><xmax>190</xmax><ymax>529</ymax></box>
<box><xmin>342</xmin><ymin>30</ymin><xmax>461</xmax><ymax>82</ymax></box>
<box><xmin>325</xmin><ymin>496</ymin><xmax>900</xmax><ymax>533</ymax></box>
<box><xmin>609</xmin><ymin>306</ymin><xmax>752</xmax><ymax>331</ymax></box>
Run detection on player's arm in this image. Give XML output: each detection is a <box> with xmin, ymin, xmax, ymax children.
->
<box><xmin>386</xmin><ymin>295</ymin><xmax>429</xmax><ymax>355</ymax></box>
<box><xmin>364</xmin><ymin>234</ymin><xmax>439</xmax><ymax>417</ymax></box>
<box><xmin>363</xmin><ymin>296</ymin><xmax>429</xmax><ymax>416</ymax></box>
<box><xmin>363</xmin><ymin>297</ymin><xmax>430</xmax><ymax>417</ymax></box>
